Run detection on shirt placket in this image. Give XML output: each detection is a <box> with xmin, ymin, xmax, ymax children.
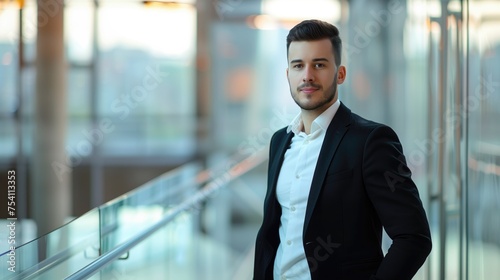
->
<box><xmin>286</xmin><ymin>134</ymin><xmax>310</xmax><ymax>255</ymax></box>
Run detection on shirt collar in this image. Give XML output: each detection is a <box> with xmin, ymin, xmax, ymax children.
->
<box><xmin>287</xmin><ymin>99</ymin><xmax>341</xmax><ymax>135</ymax></box>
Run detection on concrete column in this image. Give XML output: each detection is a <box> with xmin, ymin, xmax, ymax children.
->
<box><xmin>31</xmin><ymin>0</ymin><xmax>70</xmax><ymax>237</ymax></box>
<box><xmin>195</xmin><ymin>0</ymin><xmax>216</xmax><ymax>158</ymax></box>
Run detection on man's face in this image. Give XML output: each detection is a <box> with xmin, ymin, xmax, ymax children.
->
<box><xmin>287</xmin><ymin>39</ymin><xmax>345</xmax><ymax>115</ymax></box>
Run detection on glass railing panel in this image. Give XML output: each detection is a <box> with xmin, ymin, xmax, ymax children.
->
<box><xmin>87</xmin><ymin>154</ymin><xmax>268</xmax><ymax>280</ymax></box>
<box><xmin>99</xmin><ymin>163</ymin><xmax>201</xmax><ymax>255</ymax></box>
<box><xmin>62</xmin><ymin>149</ymin><xmax>268</xmax><ymax>280</ymax></box>
<box><xmin>0</xmin><ymin>162</ymin><xmax>201</xmax><ymax>280</ymax></box>
<box><xmin>94</xmin><ymin>189</ymin><xmax>260</xmax><ymax>280</ymax></box>
<box><xmin>0</xmin><ymin>208</ymin><xmax>100</xmax><ymax>280</ymax></box>
<box><xmin>95</xmin><ymin>211</ymin><xmax>203</xmax><ymax>280</ymax></box>
<box><xmin>197</xmin><ymin>160</ymin><xmax>267</xmax><ymax>279</ymax></box>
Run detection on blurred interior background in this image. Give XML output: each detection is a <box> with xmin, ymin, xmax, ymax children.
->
<box><xmin>0</xmin><ymin>0</ymin><xmax>499</xmax><ymax>279</ymax></box>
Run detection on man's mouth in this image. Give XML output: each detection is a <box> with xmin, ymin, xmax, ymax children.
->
<box><xmin>300</xmin><ymin>87</ymin><xmax>319</xmax><ymax>93</ymax></box>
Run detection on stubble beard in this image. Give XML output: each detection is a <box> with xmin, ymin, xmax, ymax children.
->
<box><xmin>291</xmin><ymin>75</ymin><xmax>338</xmax><ymax>112</ymax></box>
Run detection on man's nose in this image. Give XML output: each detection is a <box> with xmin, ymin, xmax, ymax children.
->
<box><xmin>302</xmin><ymin>66</ymin><xmax>315</xmax><ymax>82</ymax></box>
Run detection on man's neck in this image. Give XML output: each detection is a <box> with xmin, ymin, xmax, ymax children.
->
<box><xmin>300</xmin><ymin>111</ymin><xmax>317</xmax><ymax>135</ymax></box>
<box><xmin>300</xmin><ymin>99</ymin><xmax>337</xmax><ymax>134</ymax></box>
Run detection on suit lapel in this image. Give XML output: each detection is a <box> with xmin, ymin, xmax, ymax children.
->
<box><xmin>303</xmin><ymin>103</ymin><xmax>352</xmax><ymax>233</ymax></box>
<box><xmin>265</xmin><ymin>129</ymin><xmax>294</xmax><ymax>226</ymax></box>
<box><xmin>268</xmin><ymin>131</ymin><xmax>294</xmax><ymax>196</ymax></box>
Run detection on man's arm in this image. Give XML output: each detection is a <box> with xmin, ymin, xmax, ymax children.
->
<box><xmin>362</xmin><ymin>125</ymin><xmax>432</xmax><ymax>280</ymax></box>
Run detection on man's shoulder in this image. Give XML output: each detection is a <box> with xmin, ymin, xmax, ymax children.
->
<box><xmin>347</xmin><ymin>111</ymin><xmax>402</xmax><ymax>144</ymax></box>
<box><xmin>337</xmin><ymin>102</ymin><xmax>389</xmax><ymax>132</ymax></box>
<box><xmin>349</xmin><ymin>111</ymin><xmax>388</xmax><ymax>131</ymax></box>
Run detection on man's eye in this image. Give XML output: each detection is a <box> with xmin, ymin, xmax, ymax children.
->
<box><xmin>293</xmin><ymin>64</ymin><xmax>303</xmax><ymax>69</ymax></box>
<box><xmin>315</xmin><ymin>63</ymin><xmax>325</xmax><ymax>68</ymax></box>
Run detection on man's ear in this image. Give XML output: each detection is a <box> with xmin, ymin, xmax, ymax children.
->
<box><xmin>337</xmin><ymin>65</ymin><xmax>346</xmax><ymax>84</ymax></box>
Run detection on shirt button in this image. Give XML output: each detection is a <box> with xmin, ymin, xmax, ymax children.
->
<box><xmin>295</xmin><ymin>174</ymin><xmax>300</xmax><ymax>179</ymax></box>
<box><xmin>291</xmin><ymin>206</ymin><xmax>296</xmax><ymax>212</ymax></box>
<box><xmin>281</xmin><ymin>276</ymin><xmax>286</xmax><ymax>280</ymax></box>
<box><xmin>287</xmin><ymin>240</ymin><xmax>292</xmax><ymax>245</ymax></box>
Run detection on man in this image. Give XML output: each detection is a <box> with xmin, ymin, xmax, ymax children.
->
<box><xmin>253</xmin><ymin>19</ymin><xmax>432</xmax><ymax>280</ymax></box>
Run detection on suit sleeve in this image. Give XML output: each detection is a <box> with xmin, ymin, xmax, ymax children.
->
<box><xmin>362</xmin><ymin>125</ymin><xmax>432</xmax><ymax>280</ymax></box>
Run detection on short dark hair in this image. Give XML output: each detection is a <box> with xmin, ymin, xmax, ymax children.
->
<box><xmin>286</xmin><ymin>19</ymin><xmax>342</xmax><ymax>66</ymax></box>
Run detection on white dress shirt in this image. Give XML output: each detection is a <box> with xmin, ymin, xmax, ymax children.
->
<box><xmin>273</xmin><ymin>100</ymin><xmax>340</xmax><ymax>280</ymax></box>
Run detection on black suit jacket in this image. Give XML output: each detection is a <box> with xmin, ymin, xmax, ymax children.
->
<box><xmin>254</xmin><ymin>103</ymin><xmax>432</xmax><ymax>280</ymax></box>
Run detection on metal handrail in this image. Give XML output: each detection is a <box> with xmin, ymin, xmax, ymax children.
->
<box><xmin>4</xmin><ymin>231</ymin><xmax>98</xmax><ymax>280</ymax></box>
<box><xmin>65</xmin><ymin>148</ymin><xmax>268</xmax><ymax>280</ymax></box>
<box><xmin>0</xmin><ymin>162</ymin><xmax>201</xmax><ymax>280</ymax></box>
